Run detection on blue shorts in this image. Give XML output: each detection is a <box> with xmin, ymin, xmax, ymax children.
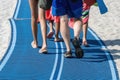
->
<box><xmin>52</xmin><ymin>0</ymin><xmax>83</xmax><ymax>18</ymax></box>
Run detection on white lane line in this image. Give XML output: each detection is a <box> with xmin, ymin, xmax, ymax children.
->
<box><xmin>57</xmin><ymin>41</ymin><xmax>64</xmax><ymax>80</ymax></box>
<box><xmin>88</xmin><ymin>28</ymin><xmax>118</xmax><ymax>80</ymax></box>
<box><xmin>13</xmin><ymin>0</ymin><xmax>21</xmax><ymax>19</ymax></box>
<box><xmin>0</xmin><ymin>0</ymin><xmax>20</xmax><ymax>71</ymax></box>
<box><xmin>46</xmin><ymin>23</ymin><xmax>59</xmax><ymax>80</ymax></box>
<box><xmin>49</xmin><ymin>23</ymin><xmax>64</xmax><ymax>80</ymax></box>
<box><xmin>0</xmin><ymin>19</ymin><xmax>17</xmax><ymax>71</ymax></box>
<box><xmin>50</xmin><ymin>42</ymin><xmax>59</xmax><ymax>80</ymax></box>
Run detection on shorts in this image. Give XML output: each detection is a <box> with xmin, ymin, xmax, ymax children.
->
<box><xmin>84</xmin><ymin>0</ymin><xmax>96</xmax><ymax>6</ymax></box>
<box><xmin>82</xmin><ymin>0</ymin><xmax>96</xmax><ymax>23</ymax></box>
<box><xmin>46</xmin><ymin>9</ymin><xmax>54</xmax><ymax>21</ymax></box>
<box><xmin>82</xmin><ymin>2</ymin><xmax>90</xmax><ymax>24</ymax></box>
<box><xmin>38</xmin><ymin>0</ymin><xmax>52</xmax><ymax>10</ymax></box>
<box><xmin>52</xmin><ymin>0</ymin><xmax>83</xmax><ymax>18</ymax></box>
<box><xmin>68</xmin><ymin>2</ymin><xmax>90</xmax><ymax>28</ymax></box>
<box><xmin>46</xmin><ymin>8</ymin><xmax>60</xmax><ymax>23</ymax></box>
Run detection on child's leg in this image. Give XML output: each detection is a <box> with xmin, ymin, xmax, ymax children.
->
<box><xmin>29</xmin><ymin>0</ymin><xmax>38</xmax><ymax>48</ymax></box>
<box><xmin>47</xmin><ymin>20</ymin><xmax>54</xmax><ymax>38</ymax></box>
<box><xmin>39</xmin><ymin>8</ymin><xmax>47</xmax><ymax>52</ymax></box>
<box><xmin>82</xmin><ymin>23</ymin><xmax>88</xmax><ymax>46</ymax></box>
<box><xmin>82</xmin><ymin>2</ymin><xmax>90</xmax><ymax>46</ymax></box>
<box><xmin>49</xmin><ymin>21</ymin><xmax>54</xmax><ymax>32</ymax></box>
<box><xmin>54</xmin><ymin>22</ymin><xmax>60</xmax><ymax>42</ymax></box>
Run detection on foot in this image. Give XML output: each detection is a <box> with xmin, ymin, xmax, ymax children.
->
<box><xmin>64</xmin><ymin>50</ymin><xmax>72</xmax><ymax>58</ymax></box>
<box><xmin>31</xmin><ymin>41</ymin><xmax>38</xmax><ymax>48</ymax></box>
<box><xmin>72</xmin><ymin>37</ymin><xmax>81</xmax><ymax>48</ymax></box>
<box><xmin>39</xmin><ymin>48</ymin><xmax>47</xmax><ymax>54</ymax></box>
<box><xmin>72</xmin><ymin>37</ymin><xmax>84</xmax><ymax>58</ymax></box>
<box><xmin>75</xmin><ymin>48</ymin><xmax>84</xmax><ymax>58</ymax></box>
<box><xmin>47</xmin><ymin>31</ymin><xmax>54</xmax><ymax>38</ymax></box>
<box><xmin>82</xmin><ymin>41</ymin><xmax>89</xmax><ymax>47</ymax></box>
<box><xmin>54</xmin><ymin>38</ymin><xmax>62</xmax><ymax>42</ymax></box>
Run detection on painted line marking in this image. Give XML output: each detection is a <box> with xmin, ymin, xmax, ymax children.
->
<box><xmin>13</xmin><ymin>0</ymin><xmax>21</xmax><ymax>19</ymax></box>
<box><xmin>57</xmin><ymin>42</ymin><xmax>64</xmax><ymax>80</ymax></box>
<box><xmin>49</xmin><ymin>23</ymin><xmax>64</xmax><ymax>80</ymax></box>
<box><xmin>0</xmin><ymin>19</ymin><xmax>17</xmax><ymax>71</ymax></box>
<box><xmin>0</xmin><ymin>0</ymin><xmax>20</xmax><ymax>71</ymax></box>
<box><xmin>88</xmin><ymin>28</ymin><xmax>117</xmax><ymax>80</ymax></box>
<box><xmin>50</xmin><ymin>42</ymin><xmax>59</xmax><ymax>80</ymax></box>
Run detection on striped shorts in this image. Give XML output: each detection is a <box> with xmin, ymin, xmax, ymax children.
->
<box><xmin>82</xmin><ymin>2</ymin><xmax>90</xmax><ymax>24</ymax></box>
<box><xmin>68</xmin><ymin>2</ymin><xmax>90</xmax><ymax>28</ymax></box>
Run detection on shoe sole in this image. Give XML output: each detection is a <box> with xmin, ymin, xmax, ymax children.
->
<box><xmin>64</xmin><ymin>55</ymin><xmax>72</xmax><ymax>58</ymax></box>
<box><xmin>72</xmin><ymin>39</ymin><xmax>84</xmax><ymax>58</ymax></box>
<box><xmin>64</xmin><ymin>51</ymin><xmax>72</xmax><ymax>58</ymax></box>
<box><xmin>75</xmin><ymin>48</ymin><xmax>84</xmax><ymax>58</ymax></box>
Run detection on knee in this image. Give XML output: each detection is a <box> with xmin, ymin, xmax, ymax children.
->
<box><xmin>39</xmin><ymin>15</ymin><xmax>45</xmax><ymax>20</ymax></box>
<box><xmin>31</xmin><ymin>16</ymin><xmax>37</xmax><ymax>22</ymax></box>
<box><xmin>60</xmin><ymin>15</ymin><xmax>68</xmax><ymax>23</ymax></box>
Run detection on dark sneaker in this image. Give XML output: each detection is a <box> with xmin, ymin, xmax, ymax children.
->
<box><xmin>75</xmin><ymin>48</ymin><xmax>84</xmax><ymax>58</ymax></box>
<box><xmin>64</xmin><ymin>50</ymin><xmax>72</xmax><ymax>58</ymax></box>
<box><xmin>72</xmin><ymin>37</ymin><xmax>84</xmax><ymax>58</ymax></box>
<box><xmin>72</xmin><ymin>37</ymin><xmax>81</xmax><ymax>48</ymax></box>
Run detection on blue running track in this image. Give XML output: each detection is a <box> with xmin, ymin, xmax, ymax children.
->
<box><xmin>0</xmin><ymin>0</ymin><xmax>119</xmax><ymax>80</ymax></box>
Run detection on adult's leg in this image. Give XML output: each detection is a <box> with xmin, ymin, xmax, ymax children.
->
<box><xmin>73</xmin><ymin>18</ymin><xmax>83</xmax><ymax>39</ymax></box>
<box><xmin>29</xmin><ymin>0</ymin><xmax>38</xmax><ymax>48</ymax></box>
<box><xmin>60</xmin><ymin>15</ymin><xmax>72</xmax><ymax>57</ymax></box>
<box><xmin>39</xmin><ymin>8</ymin><xmax>47</xmax><ymax>53</ymax></box>
<box><xmin>72</xmin><ymin>18</ymin><xmax>84</xmax><ymax>58</ymax></box>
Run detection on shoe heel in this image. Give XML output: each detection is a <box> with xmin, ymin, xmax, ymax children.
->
<box><xmin>72</xmin><ymin>38</ymin><xmax>80</xmax><ymax>49</ymax></box>
<box><xmin>75</xmin><ymin>48</ymin><xmax>84</xmax><ymax>58</ymax></box>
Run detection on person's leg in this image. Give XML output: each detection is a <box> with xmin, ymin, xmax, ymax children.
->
<box><xmin>81</xmin><ymin>2</ymin><xmax>90</xmax><ymax>46</ymax></box>
<box><xmin>72</xmin><ymin>18</ymin><xmax>84</xmax><ymax>58</ymax></box>
<box><xmin>49</xmin><ymin>21</ymin><xmax>54</xmax><ymax>32</ymax></box>
<box><xmin>73</xmin><ymin>18</ymin><xmax>83</xmax><ymax>39</ymax></box>
<box><xmin>47</xmin><ymin>20</ymin><xmax>54</xmax><ymax>38</ymax></box>
<box><xmin>52</xmin><ymin>0</ymin><xmax>72</xmax><ymax>57</ymax></box>
<box><xmin>82</xmin><ymin>22</ymin><xmax>88</xmax><ymax>46</ymax></box>
<box><xmin>60</xmin><ymin>15</ymin><xmax>72</xmax><ymax>57</ymax></box>
<box><xmin>29</xmin><ymin>0</ymin><xmax>38</xmax><ymax>48</ymax></box>
<box><xmin>39</xmin><ymin>8</ymin><xmax>47</xmax><ymax>53</ymax></box>
<box><xmin>54</xmin><ymin>22</ymin><xmax>61</xmax><ymax>42</ymax></box>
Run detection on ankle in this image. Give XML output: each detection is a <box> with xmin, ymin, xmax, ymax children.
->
<box><xmin>74</xmin><ymin>36</ymin><xmax>79</xmax><ymax>40</ymax></box>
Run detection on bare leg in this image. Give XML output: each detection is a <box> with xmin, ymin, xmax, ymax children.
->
<box><xmin>72</xmin><ymin>18</ymin><xmax>84</xmax><ymax>58</ymax></box>
<box><xmin>47</xmin><ymin>20</ymin><xmax>54</xmax><ymax>38</ymax></box>
<box><xmin>54</xmin><ymin>22</ymin><xmax>60</xmax><ymax>42</ymax></box>
<box><xmin>73</xmin><ymin>18</ymin><xmax>83</xmax><ymax>39</ymax></box>
<box><xmin>49</xmin><ymin>21</ymin><xmax>54</xmax><ymax>32</ymax></box>
<box><xmin>60</xmin><ymin>15</ymin><xmax>71</xmax><ymax>52</ymax></box>
<box><xmin>82</xmin><ymin>23</ymin><xmax>88</xmax><ymax>46</ymax></box>
<box><xmin>29</xmin><ymin>0</ymin><xmax>38</xmax><ymax>48</ymax></box>
<box><xmin>39</xmin><ymin>8</ymin><xmax>47</xmax><ymax>52</ymax></box>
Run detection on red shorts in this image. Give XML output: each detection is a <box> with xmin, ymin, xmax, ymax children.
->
<box><xmin>84</xmin><ymin>0</ymin><xmax>96</xmax><ymax>6</ymax></box>
<box><xmin>45</xmin><ymin>8</ymin><xmax>60</xmax><ymax>23</ymax></box>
